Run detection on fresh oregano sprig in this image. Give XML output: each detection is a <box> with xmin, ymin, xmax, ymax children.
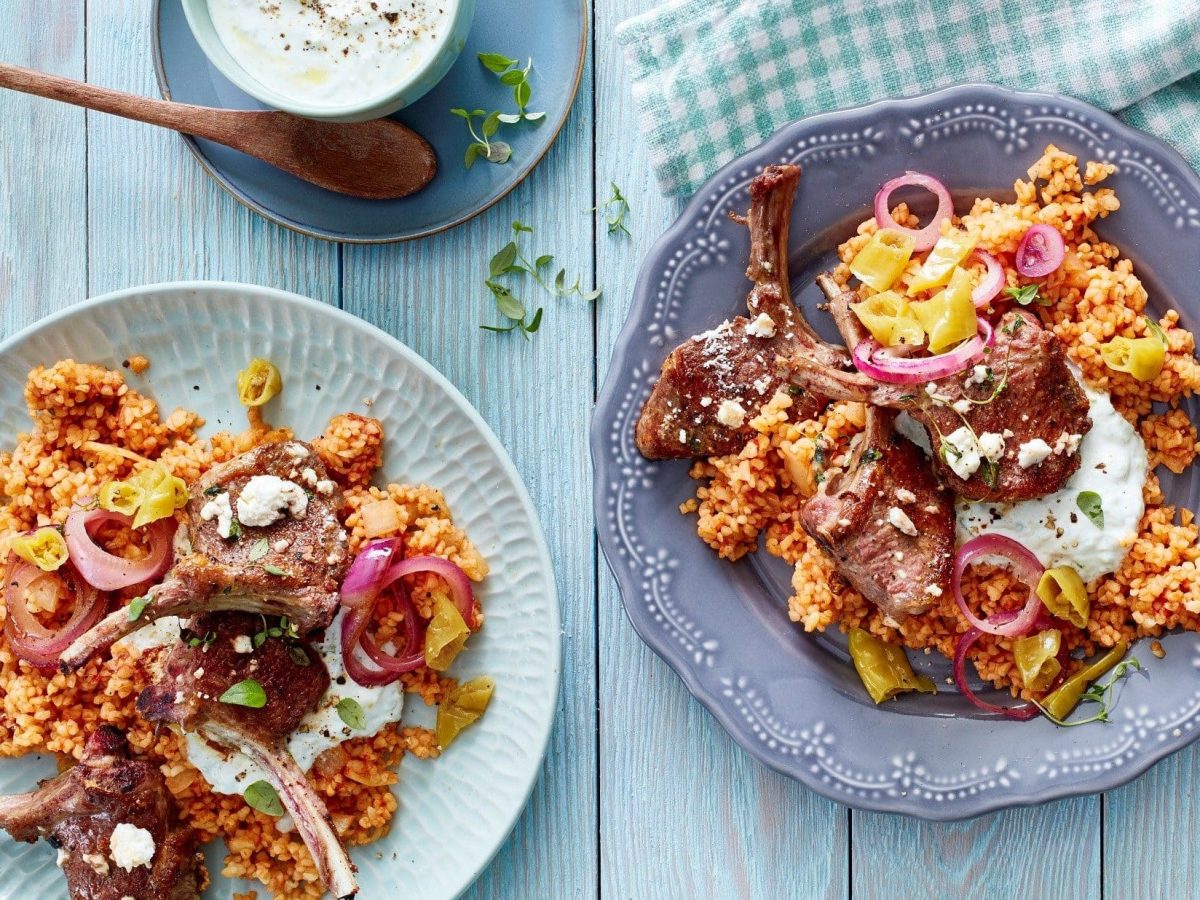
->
<box><xmin>598</xmin><ymin>183</ymin><xmax>631</xmax><ymax>236</ymax></box>
<box><xmin>482</xmin><ymin>220</ymin><xmax>601</xmax><ymax>338</ymax></box>
<box><xmin>478</xmin><ymin>54</ymin><xmax>545</xmax><ymax>123</ymax></box>
<box><xmin>450</xmin><ymin>108</ymin><xmax>511</xmax><ymax>169</ymax></box>
<box><xmin>453</xmin><ymin>53</ymin><xmax>545</xmax><ymax>169</ymax></box>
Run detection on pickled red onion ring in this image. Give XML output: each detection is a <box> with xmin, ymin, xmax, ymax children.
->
<box><xmin>970</xmin><ymin>250</ymin><xmax>1005</xmax><ymax>308</ymax></box>
<box><xmin>850</xmin><ymin>317</ymin><xmax>993</xmax><ymax>385</ymax></box>
<box><xmin>874</xmin><ymin>172</ymin><xmax>954</xmax><ymax>252</ymax></box>
<box><xmin>953</xmin><ymin>534</ymin><xmax>1045</xmax><ymax>638</ymax></box>
<box><xmin>63</xmin><ymin>508</ymin><xmax>174</xmax><ymax>591</ymax></box>
<box><xmin>1014</xmin><ymin>224</ymin><xmax>1065</xmax><ymax>277</ymax></box>
<box><xmin>4</xmin><ymin>559</ymin><xmax>107</xmax><ymax>670</ymax></box>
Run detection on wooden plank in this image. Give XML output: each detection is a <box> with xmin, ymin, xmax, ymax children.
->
<box><xmin>1105</xmin><ymin>745</ymin><xmax>1200</xmax><ymax>895</ymax></box>
<box><xmin>593</xmin><ymin>2</ymin><xmax>849</xmax><ymax>897</ymax></box>
<box><xmin>852</xmin><ymin>799</ymin><xmax>1100</xmax><ymax>897</ymax></box>
<box><xmin>340</xmin><ymin>31</ymin><xmax>599</xmax><ymax>900</ymax></box>
<box><xmin>0</xmin><ymin>3</ymin><xmax>86</xmax><ymax>332</ymax></box>
<box><xmin>83</xmin><ymin>0</ymin><xmax>338</xmax><ymax>300</ymax></box>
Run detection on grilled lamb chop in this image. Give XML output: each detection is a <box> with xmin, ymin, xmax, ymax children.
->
<box><xmin>800</xmin><ymin>275</ymin><xmax>955</xmax><ymax>619</ymax></box>
<box><xmin>61</xmin><ymin>440</ymin><xmax>350</xmax><ymax>672</ymax></box>
<box><xmin>0</xmin><ymin>725</ymin><xmax>205</xmax><ymax>900</ymax></box>
<box><xmin>137</xmin><ymin>612</ymin><xmax>357</xmax><ymax>899</ymax></box>
<box><xmin>788</xmin><ymin>290</ymin><xmax>1092</xmax><ymax>501</ymax></box>
<box><xmin>636</xmin><ymin>164</ymin><xmax>849</xmax><ymax>459</ymax></box>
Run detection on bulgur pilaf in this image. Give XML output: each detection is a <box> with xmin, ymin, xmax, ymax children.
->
<box><xmin>0</xmin><ymin>358</ymin><xmax>489</xmax><ymax>898</ymax></box>
<box><xmin>686</xmin><ymin>146</ymin><xmax>1200</xmax><ymax>704</ymax></box>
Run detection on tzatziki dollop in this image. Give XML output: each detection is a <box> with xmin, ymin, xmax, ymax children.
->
<box><xmin>956</xmin><ymin>384</ymin><xmax>1148</xmax><ymax>582</ymax></box>
<box><xmin>207</xmin><ymin>0</ymin><xmax>450</xmax><ymax>108</ymax></box>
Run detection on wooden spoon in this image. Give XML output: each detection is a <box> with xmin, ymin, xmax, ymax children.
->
<box><xmin>0</xmin><ymin>62</ymin><xmax>436</xmax><ymax>200</ymax></box>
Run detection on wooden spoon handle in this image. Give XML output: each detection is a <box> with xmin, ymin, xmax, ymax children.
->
<box><xmin>0</xmin><ymin>62</ymin><xmax>254</xmax><ymax>144</ymax></box>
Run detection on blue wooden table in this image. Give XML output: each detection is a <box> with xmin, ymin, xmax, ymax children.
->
<box><xmin>1</xmin><ymin>2</ymin><xmax>1196</xmax><ymax>897</ymax></box>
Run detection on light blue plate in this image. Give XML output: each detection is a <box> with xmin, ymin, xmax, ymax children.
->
<box><xmin>593</xmin><ymin>84</ymin><xmax>1200</xmax><ymax>821</ymax></box>
<box><xmin>152</xmin><ymin>0</ymin><xmax>587</xmax><ymax>243</ymax></box>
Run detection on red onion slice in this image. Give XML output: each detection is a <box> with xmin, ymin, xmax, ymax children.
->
<box><xmin>953</xmin><ymin>619</ymin><xmax>1040</xmax><ymax>721</ymax></box>
<box><xmin>970</xmin><ymin>250</ymin><xmax>1005</xmax><ymax>308</ymax></box>
<box><xmin>1014</xmin><ymin>224</ymin><xmax>1065</xmax><ymax>277</ymax></box>
<box><xmin>383</xmin><ymin>555</ymin><xmax>477</xmax><ymax>629</ymax></box>
<box><xmin>338</xmin><ymin>536</ymin><xmax>402</xmax><ymax>612</ymax></box>
<box><xmin>4</xmin><ymin>560</ymin><xmax>107</xmax><ymax>671</ymax></box>
<box><xmin>850</xmin><ymin>317</ymin><xmax>992</xmax><ymax>385</ymax></box>
<box><xmin>953</xmin><ymin>534</ymin><xmax>1045</xmax><ymax>637</ymax></box>
<box><xmin>874</xmin><ymin>171</ymin><xmax>954</xmax><ymax>252</ymax></box>
<box><xmin>63</xmin><ymin>509</ymin><xmax>174</xmax><ymax>591</ymax></box>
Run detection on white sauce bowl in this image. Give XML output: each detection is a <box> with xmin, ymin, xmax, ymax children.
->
<box><xmin>182</xmin><ymin>0</ymin><xmax>476</xmax><ymax>122</ymax></box>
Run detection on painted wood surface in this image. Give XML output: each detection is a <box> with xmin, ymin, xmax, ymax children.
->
<box><xmin>0</xmin><ymin>1</ymin><xmax>1197</xmax><ymax>898</ymax></box>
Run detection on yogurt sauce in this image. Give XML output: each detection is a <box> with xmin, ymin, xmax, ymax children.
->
<box><xmin>955</xmin><ymin>384</ymin><xmax>1148</xmax><ymax>582</ymax></box>
<box><xmin>115</xmin><ymin>611</ymin><xmax>404</xmax><ymax>797</ymax></box>
<box><xmin>207</xmin><ymin>0</ymin><xmax>451</xmax><ymax>107</ymax></box>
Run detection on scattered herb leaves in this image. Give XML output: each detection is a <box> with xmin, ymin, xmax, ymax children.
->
<box><xmin>287</xmin><ymin>645</ymin><xmax>312</xmax><ymax>667</ymax></box>
<box><xmin>226</xmin><ymin>518</ymin><xmax>242</xmax><ymax>540</ymax></box>
<box><xmin>862</xmin><ymin>447</ymin><xmax>883</xmax><ymax>464</ymax></box>
<box><xmin>1036</xmin><ymin>658</ymin><xmax>1142</xmax><ymax>727</ymax></box>
<box><xmin>1077</xmin><ymin>490</ymin><xmax>1104</xmax><ymax>528</ymax></box>
<box><xmin>1003</xmin><ymin>284</ymin><xmax>1050</xmax><ymax>307</ymax></box>
<box><xmin>452</xmin><ymin>54</ymin><xmax>544</xmax><ymax>169</ymax></box>
<box><xmin>1002</xmin><ymin>315</ymin><xmax>1027</xmax><ymax>337</ymax></box>
<box><xmin>598</xmin><ymin>183</ymin><xmax>631</xmax><ymax>236</ymax></box>
<box><xmin>127</xmin><ymin>595</ymin><xmax>151</xmax><ymax>622</ymax></box>
<box><xmin>482</xmin><ymin>220</ymin><xmax>600</xmax><ymax>337</ymax></box>
<box><xmin>203</xmin><ymin>485</ymin><xmax>222</xmax><ymax>497</ymax></box>
<box><xmin>243</xmin><ymin>780</ymin><xmax>284</xmax><ymax>817</ymax></box>
<box><xmin>1145</xmin><ymin>316</ymin><xmax>1168</xmax><ymax>346</ymax></box>
<box><xmin>262</xmin><ymin>563</ymin><xmax>286</xmax><ymax>576</ymax></box>
<box><xmin>219</xmin><ymin>679</ymin><xmax>267</xmax><ymax>708</ymax></box>
<box><xmin>336</xmin><ymin>697</ymin><xmax>366</xmax><ymax>730</ymax></box>
<box><xmin>248</xmin><ymin>538</ymin><xmax>269</xmax><ymax>562</ymax></box>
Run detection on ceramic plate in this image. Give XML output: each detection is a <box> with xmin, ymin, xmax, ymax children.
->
<box><xmin>0</xmin><ymin>283</ymin><xmax>560</xmax><ymax>897</ymax></box>
<box><xmin>152</xmin><ymin>0</ymin><xmax>587</xmax><ymax>243</ymax></box>
<box><xmin>593</xmin><ymin>84</ymin><xmax>1200</xmax><ymax>821</ymax></box>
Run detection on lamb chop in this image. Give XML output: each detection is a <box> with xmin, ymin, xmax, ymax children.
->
<box><xmin>61</xmin><ymin>440</ymin><xmax>350</xmax><ymax>672</ymax></box>
<box><xmin>635</xmin><ymin>164</ymin><xmax>851</xmax><ymax>459</ymax></box>
<box><xmin>137</xmin><ymin>611</ymin><xmax>358</xmax><ymax>899</ymax></box>
<box><xmin>800</xmin><ymin>275</ymin><xmax>955</xmax><ymax>619</ymax></box>
<box><xmin>0</xmin><ymin>725</ymin><xmax>205</xmax><ymax>900</ymax></box>
<box><xmin>788</xmin><ymin>287</ymin><xmax>1093</xmax><ymax>501</ymax></box>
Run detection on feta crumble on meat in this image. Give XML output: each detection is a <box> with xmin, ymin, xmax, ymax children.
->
<box><xmin>887</xmin><ymin>506</ymin><xmax>918</xmax><ymax>536</ymax></box>
<box><xmin>1053</xmin><ymin>431</ymin><xmax>1083</xmax><ymax>456</ymax></box>
<box><xmin>745</xmin><ymin>312</ymin><xmax>777</xmax><ymax>338</ymax></box>
<box><xmin>699</xmin><ymin>396</ymin><xmax>713</xmax><ymax>408</ymax></box>
<box><xmin>716</xmin><ymin>399</ymin><xmax>747</xmax><ymax>428</ymax></box>
<box><xmin>926</xmin><ymin>584</ymin><xmax>943</xmax><ymax>597</ymax></box>
<box><xmin>199</xmin><ymin>491</ymin><xmax>234</xmax><ymax>539</ymax></box>
<box><xmin>895</xmin><ymin>488</ymin><xmax>917</xmax><ymax>504</ymax></box>
<box><xmin>109</xmin><ymin>822</ymin><xmax>155</xmax><ymax>871</ymax></box>
<box><xmin>232</xmin><ymin>634</ymin><xmax>254</xmax><ymax>654</ymax></box>
<box><xmin>977</xmin><ymin>431</ymin><xmax>1006</xmax><ymax>462</ymax></box>
<box><xmin>237</xmin><ymin>475</ymin><xmax>309</xmax><ymax>527</ymax></box>
<box><xmin>951</xmin><ymin>399</ymin><xmax>973</xmax><ymax>415</ymax></box>
<box><xmin>966</xmin><ymin>365</ymin><xmax>989</xmax><ymax>386</ymax></box>
<box><xmin>941</xmin><ymin>427</ymin><xmax>983</xmax><ymax>479</ymax></box>
<box><xmin>1018</xmin><ymin>438</ymin><xmax>1054</xmax><ymax>468</ymax></box>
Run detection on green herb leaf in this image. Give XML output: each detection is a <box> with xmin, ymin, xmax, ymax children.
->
<box><xmin>1077</xmin><ymin>491</ymin><xmax>1104</xmax><ymax>528</ymax></box>
<box><xmin>525</xmin><ymin>308</ymin><xmax>544</xmax><ymax>334</ymax></box>
<box><xmin>243</xmin><ymin>780</ymin><xmax>284</xmax><ymax>817</ymax></box>
<box><xmin>862</xmin><ymin>447</ymin><xmax>882</xmax><ymax>464</ymax></box>
<box><xmin>477</xmin><ymin>52</ymin><xmax>517</xmax><ymax>73</ymax></box>
<box><xmin>253</xmin><ymin>631</ymin><xmax>267</xmax><ymax>649</ymax></box>
<box><xmin>262</xmin><ymin>563</ymin><xmax>286</xmax><ymax>576</ymax></box>
<box><xmin>219</xmin><ymin>679</ymin><xmax>267</xmax><ymax>708</ymax></box>
<box><xmin>512</xmin><ymin>220</ymin><xmax>532</xmax><ymax>234</ymax></box>
<box><xmin>127</xmin><ymin>595</ymin><xmax>151</xmax><ymax>622</ymax></box>
<box><xmin>485</xmin><ymin>142</ymin><xmax>512</xmax><ymax>164</ymax></box>
<box><xmin>248</xmin><ymin>538</ymin><xmax>269</xmax><ymax>562</ymax></box>
<box><xmin>1003</xmin><ymin>284</ymin><xmax>1042</xmax><ymax>306</ymax></box>
<box><xmin>1145</xmin><ymin>316</ymin><xmax>1168</xmax><ymax>347</ymax></box>
<box><xmin>499</xmin><ymin>68</ymin><xmax>525</xmax><ymax>86</ymax></box>
<box><xmin>203</xmin><ymin>485</ymin><xmax>221</xmax><ymax>496</ymax></box>
<box><xmin>287</xmin><ymin>645</ymin><xmax>311</xmax><ymax>667</ymax></box>
<box><xmin>1002</xmin><ymin>315</ymin><xmax>1027</xmax><ymax>337</ymax></box>
<box><xmin>336</xmin><ymin>697</ymin><xmax>366</xmax><ymax>730</ymax></box>
<box><xmin>489</xmin><ymin>242</ymin><xmax>518</xmax><ymax>277</ymax></box>
<box><xmin>496</xmin><ymin>113</ymin><xmax>522</xmax><ymax>124</ymax></box>
<box><xmin>524</xmin><ymin>110</ymin><xmax>546</xmax><ymax>122</ymax></box>
<box><xmin>481</xmin><ymin>110</ymin><xmax>501</xmax><ymax>138</ymax></box>
<box><xmin>487</xmin><ymin>280</ymin><xmax>526</xmax><ymax>320</ymax></box>
<box><xmin>601</xmin><ymin>183</ymin><xmax>632</xmax><ymax>236</ymax></box>
<box><xmin>464</xmin><ymin>142</ymin><xmax>483</xmax><ymax>169</ymax></box>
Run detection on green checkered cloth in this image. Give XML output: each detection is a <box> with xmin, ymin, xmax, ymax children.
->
<box><xmin>615</xmin><ymin>0</ymin><xmax>1200</xmax><ymax>196</ymax></box>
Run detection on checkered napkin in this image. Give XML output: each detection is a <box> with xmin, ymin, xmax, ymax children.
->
<box><xmin>614</xmin><ymin>0</ymin><xmax>1200</xmax><ymax>196</ymax></box>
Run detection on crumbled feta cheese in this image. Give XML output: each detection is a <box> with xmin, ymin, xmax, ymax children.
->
<box><xmin>316</xmin><ymin>480</ymin><xmax>335</xmax><ymax>496</ymax></box>
<box><xmin>82</xmin><ymin>851</ymin><xmax>109</xmax><ymax>875</ymax></box>
<box><xmin>887</xmin><ymin>506</ymin><xmax>918</xmax><ymax>536</ymax></box>
<box><xmin>716</xmin><ymin>399</ymin><xmax>747</xmax><ymax>429</ymax></box>
<box><xmin>942</xmin><ymin>426</ymin><xmax>983</xmax><ymax>479</ymax></box>
<box><xmin>1053</xmin><ymin>432</ymin><xmax>1083</xmax><ymax>456</ymax></box>
<box><xmin>199</xmin><ymin>492</ymin><xmax>234</xmax><ymax>539</ymax></box>
<box><xmin>967</xmin><ymin>365</ymin><xmax>989</xmax><ymax>386</ymax></box>
<box><xmin>837</xmin><ymin>518</ymin><xmax>852</xmax><ymax>528</ymax></box>
<box><xmin>1018</xmin><ymin>438</ymin><xmax>1054</xmax><ymax>469</ymax></box>
<box><xmin>300</xmin><ymin>467</ymin><xmax>318</xmax><ymax>487</ymax></box>
<box><xmin>109</xmin><ymin>823</ymin><xmax>155</xmax><ymax>871</ymax></box>
<box><xmin>284</xmin><ymin>443</ymin><xmax>308</xmax><ymax>461</ymax></box>
<box><xmin>926</xmin><ymin>584</ymin><xmax>943</xmax><ymax>597</ymax></box>
<box><xmin>193</xmin><ymin>668</ymin><xmax>204</xmax><ymax>679</ymax></box>
<box><xmin>699</xmin><ymin>396</ymin><xmax>713</xmax><ymax>408</ymax></box>
<box><xmin>752</xmin><ymin>376</ymin><xmax>771</xmax><ymax>395</ymax></box>
<box><xmin>679</xmin><ymin>429</ymin><xmax>687</xmax><ymax>444</ymax></box>
<box><xmin>272</xmin><ymin>539</ymin><xmax>291</xmax><ymax>553</ymax></box>
<box><xmin>977</xmin><ymin>431</ymin><xmax>1006</xmax><ymax>462</ymax></box>
<box><xmin>895</xmin><ymin>488</ymin><xmax>917</xmax><ymax>504</ymax></box>
<box><xmin>924</xmin><ymin>383</ymin><xmax>940</xmax><ymax>398</ymax></box>
<box><xmin>232</xmin><ymin>635</ymin><xmax>254</xmax><ymax>654</ymax></box>
<box><xmin>746</xmin><ymin>312</ymin><xmax>777</xmax><ymax>338</ymax></box>
<box><xmin>893</xmin><ymin>551</ymin><xmax>905</xmax><ymax>561</ymax></box>
<box><xmin>951</xmin><ymin>399</ymin><xmax>973</xmax><ymax>415</ymax></box>
<box><xmin>1002</xmin><ymin>428</ymin><xmax>1015</xmax><ymax>439</ymax></box>
<box><xmin>236</xmin><ymin>476</ymin><xmax>309</xmax><ymax>527</ymax></box>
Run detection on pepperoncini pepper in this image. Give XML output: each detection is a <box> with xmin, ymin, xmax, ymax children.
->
<box><xmin>1013</xmin><ymin>629</ymin><xmax>1062</xmax><ymax>693</ymax></box>
<box><xmin>848</xmin><ymin>628</ymin><xmax>937</xmax><ymax>704</ymax></box>
<box><xmin>1039</xmin><ymin>641</ymin><xmax>1129</xmax><ymax>722</ymax></box>
<box><xmin>1037</xmin><ymin>566</ymin><xmax>1090</xmax><ymax>629</ymax></box>
<box><xmin>849</xmin><ymin>291</ymin><xmax>925</xmax><ymax>348</ymax></box>
<box><xmin>849</xmin><ymin>229</ymin><xmax>917</xmax><ymax>292</ymax></box>
<box><xmin>99</xmin><ymin>464</ymin><xmax>188</xmax><ymax>529</ymax></box>
<box><xmin>236</xmin><ymin>358</ymin><xmax>283</xmax><ymax>407</ymax></box>
<box><xmin>10</xmin><ymin>527</ymin><xmax>69</xmax><ymax>572</ymax></box>
<box><xmin>910</xmin><ymin>267</ymin><xmax>978</xmax><ymax>353</ymax></box>
<box><xmin>907</xmin><ymin>229</ymin><xmax>977</xmax><ymax>294</ymax></box>
<box><xmin>436</xmin><ymin>676</ymin><xmax>495</xmax><ymax>748</ymax></box>
<box><xmin>425</xmin><ymin>595</ymin><xmax>471</xmax><ymax>671</ymax></box>
<box><xmin>1100</xmin><ymin>336</ymin><xmax>1165</xmax><ymax>382</ymax></box>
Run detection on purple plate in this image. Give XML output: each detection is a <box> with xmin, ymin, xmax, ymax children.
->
<box><xmin>592</xmin><ymin>84</ymin><xmax>1200</xmax><ymax>820</ymax></box>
